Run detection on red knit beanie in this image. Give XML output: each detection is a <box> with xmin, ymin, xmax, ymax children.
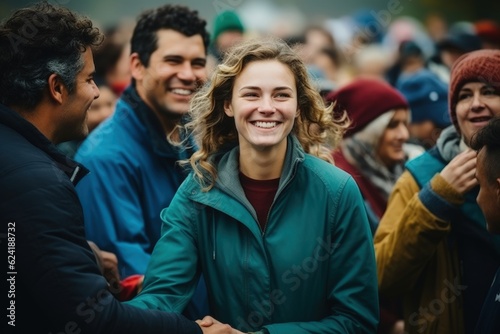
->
<box><xmin>449</xmin><ymin>49</ymin><xmax>500</xmax><ymax>134</ymax></box>
<box><xmin>326</xmin><ymin>78</ymin><xmax>409</xmax><ymax>137</ymax></box>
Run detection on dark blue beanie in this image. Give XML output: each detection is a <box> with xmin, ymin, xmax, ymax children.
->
<box><xmin>396</xmin><ymin>69</ymin><xmax>451</xmax><ymax>128</ymax></box>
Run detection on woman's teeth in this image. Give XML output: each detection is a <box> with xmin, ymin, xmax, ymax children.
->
<box><xmin>254</xmin><ymin>121</ymin><xmax>277</xmax><ymax>128</ymax></box>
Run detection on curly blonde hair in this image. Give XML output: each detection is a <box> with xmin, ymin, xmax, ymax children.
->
<box><xmin>187</xmin><ymin>37</ymin><xmax>348</xmax><ymax>190</ymax></box>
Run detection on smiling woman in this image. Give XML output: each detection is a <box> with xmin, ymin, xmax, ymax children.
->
<box><xmin>126</xmin><ymin>37</ymin><xmax>380</xmax><ymax>333</ymax></box>
<box><xmin>373</xmin><ymin>49</ymin><xmax>500</xmax><ymax>334</ymax></box>
<box><xmin>327</xmin><ymin>78</ymin><xmax>423</xmax><ymax>230</ymax></box>
<box><xmin>222</xmin><ymin>59</ymin><xmax>298</xmax><ymax>179</ymax></box>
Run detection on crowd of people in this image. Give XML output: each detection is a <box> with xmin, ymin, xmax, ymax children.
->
<box><xmin>1</xmin><ymin>1</ymin><xmax>500</xmax><ymax>333</ymax></box>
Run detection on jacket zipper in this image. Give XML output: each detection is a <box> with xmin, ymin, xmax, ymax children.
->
<box><xmin>261</xmin><ymin>159</ymin><xmax>298</xmax><ymax>236</ymax></box>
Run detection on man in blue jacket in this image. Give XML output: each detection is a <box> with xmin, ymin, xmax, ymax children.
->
<box><xmin>74</xmin><ymin>4</ymin><xmax>210</xmax><ymax>316</ymax></box>
<box><xmin>0</xmin><ymin>2</ymin><xmax>231</xmax><ymax>334</ymax></box>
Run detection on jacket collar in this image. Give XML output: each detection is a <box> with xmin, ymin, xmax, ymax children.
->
<box><xmin>215</xmin><ymin>135</ymin><xmax>305</xmax><ymax>202</ymax></box>
<box><xmin>0</xmin><ymin>103</ymin><xmax>89</xmax><ymax>185</ymax></box>
<box><xmin>185</xmin><ymin>135</ymin><xmax>305</xmax><ymax>240</ymax></box>
<box><xmin>121</xmin><ymin>86</ymin><xmax>196</xmax><ymax>159</ymax></box>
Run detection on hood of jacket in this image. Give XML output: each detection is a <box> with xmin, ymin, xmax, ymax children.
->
<box><xmin>213</xmin><ymin>135</ymin><xmax>305</xmax><ymax>223</ymax></box>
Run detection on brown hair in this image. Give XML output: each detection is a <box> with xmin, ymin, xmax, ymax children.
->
<box><xmin>187</xmin><ymin>37</ymin><xmax>348</xmax><ymax>190</ymax></box>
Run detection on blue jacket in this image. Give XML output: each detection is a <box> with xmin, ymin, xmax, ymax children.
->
<box><xmin>75</xmin><ymin>86</ymin><xmax>196</xmax><ymax>277</ymax></box>
<box><xmin>127</xmin><ymin>136</ymin><xmax>379</xmax><ymax>333</ymax></box>
<box><xmin>0</xmin><ymin>103</ymin><xmax>202</xmax><ymax>333</ymax></box>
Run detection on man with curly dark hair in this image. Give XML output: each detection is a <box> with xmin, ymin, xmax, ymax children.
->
<box><xmin>74</xmin><ymin>3</ymin><xmax>210</xmax><ymax>317</ymax></box>
<box><xmin>0</xmin><ymin>2</ymin><xmax>233</xmax><ymax>334</ymax></box>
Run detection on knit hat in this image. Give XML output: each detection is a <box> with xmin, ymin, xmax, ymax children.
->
<box><xmin>397</xmin><ymin>69</ymin><xmax>451</xmax><ymax>128</ymax></box>
<box><xmin>326</xmin><ymin>78</ymin><xmax>409</xmax><ymax>137</ymax></box>
<box><xmin>449</xmin><ymin>49</ymin><xmax>500</xmax><ymax>133</ymax></box>
<box><xmin>437</xmin><ymin>31</ymin><xmax>482</xmax><ymax>53</ymax></box>
<box><xmin>212</xmin><ymin>10</ymin><xmax>244</xmax><ymax>43</ymax></box>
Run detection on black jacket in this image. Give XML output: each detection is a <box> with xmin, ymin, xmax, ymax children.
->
<box><xmin>475</xmin><ymin>267</ymin><xmax>500</xmax><ymax>334</ymax></box>
<box><xmin>0</xmin><ymin>103</ymin><xmax>202</xmax><ymax>334</ymax></box>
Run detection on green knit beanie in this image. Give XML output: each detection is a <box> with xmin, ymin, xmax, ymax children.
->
<box><xmin>212</xmin><ymin>10</ymin><xmax>244</xmax><ymax>42</ymax></box>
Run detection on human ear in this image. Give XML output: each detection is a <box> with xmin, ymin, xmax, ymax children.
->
<box><xmin>129</xmin><ymin>53</ymin><xmax>144</xmax><ymax>81</ymax></box>
<box><xmin>47</xmin><ymin>73</ymin><xmax>65</xmax><ymax>104</ymax></box>
<box><xmin>224</xmin><ymin>100</ymin><xmax>234</xmax><ymax>117</ymax></box>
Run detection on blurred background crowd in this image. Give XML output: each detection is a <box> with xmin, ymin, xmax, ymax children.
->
<box><xmin>2</xmin><ymin>1</ymin><xmax>500</xmax><ymax>333</ymax></box>
<box><xmin>2</xmin><ymin>0</ymin><xmax>498</xmax><ymax>98</ymax></box>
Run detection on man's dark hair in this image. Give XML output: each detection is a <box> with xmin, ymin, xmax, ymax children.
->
<box><xmin>471</xmin><ymin>117</ymin><xmax>500</xmax><ymax>182</ymax></box>
<box><xmin>0</xmin><ymin>1</ymin><xmax>103</xmax><ymax>108</ymax></box>
<box><xmin>130</xmin><ymin>4</ymin><xmax>210</xmax><ymax>67</ymax></box>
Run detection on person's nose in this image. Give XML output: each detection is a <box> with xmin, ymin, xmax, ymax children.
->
<box><xmin>396</xmin><ymin>123</ymin><xmax>409</xmax><ymax>141</ymax></box>
<box><xmin>177</xmin><ymin>62</ymin><xmax>196</xmax><ymax>82</ymax></box>
<box><xmin>257</xmin><ymin>96</ymin><xmax>276</xmax><ymax>115</ymax></box>
<box><xmin>470</xmin><ymin>92</ymin><xmax>486</xmax><ymax>112</ymax></box>
<box><xmin>93</xmin><ymin>83</ymin><xmax>100</xmax><ymax>100</ymax></box>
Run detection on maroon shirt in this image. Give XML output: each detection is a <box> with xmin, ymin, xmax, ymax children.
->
<box><xmin>239</xmin><ymin>172</ymin><xmax>280</xmax><ymax>232</ymax></box>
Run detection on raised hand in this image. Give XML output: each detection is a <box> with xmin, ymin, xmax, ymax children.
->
<box><xmin>440</xmin><ymin>149</ymin><xmax>478</xmax><ymax>194</ymax></box>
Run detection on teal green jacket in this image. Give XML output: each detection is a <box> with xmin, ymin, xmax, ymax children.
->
<box><xmin>127</xmin><ymin>136</ymin><xmax>379</xmax><ymax>333</ymax></box>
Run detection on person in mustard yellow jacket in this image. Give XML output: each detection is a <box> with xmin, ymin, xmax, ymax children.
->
<box><xmin>374</xmin><ymin>49</ymin><xmax>500</xmax><ymax>334</ymax></box>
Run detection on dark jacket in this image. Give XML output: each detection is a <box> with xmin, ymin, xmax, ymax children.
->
<box><xmin>0</xmin><ymin>103</ymin><xmax>201</xmax><ymax>334</ymax></box>
<box><xmin>475</xmin><ymin>267</ymin><xmax>500</xmax><ymax>334</ymax></box>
